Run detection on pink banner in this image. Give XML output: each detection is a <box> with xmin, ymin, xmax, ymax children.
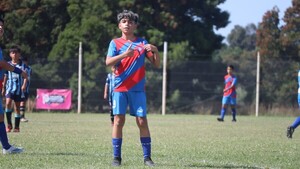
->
<box><xmin>36</xmin><ymin>89</ymin><xmax>72</xmax><ymax>110</ymax></box>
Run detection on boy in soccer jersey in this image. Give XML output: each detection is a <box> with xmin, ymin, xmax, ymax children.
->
<box><xmin>286</xmin><ymin>70</ymin><xmax>300</xmax><ymax>139</ymax></box>
<box><xmin>2</xmin><ymin>45</ymin><xmax>28</xmax><ymax>132</ymax></box>
<box><xmin>104</xmin><ymin>66</ymin><xmax>115</xmax><ymax>126</ymax></box>
<box><xmin>217</xmin><ymin>65</ymin><xmax>238</xmax><ymax>122</ymax></box>
<box><xmin>0</xmin><ymin>18</ymin><xmax>27</xmax><ymax>154</ymax></box>
<box><xmin>105</xmin><ymin>10</ymin><xmax>160</xmax><ymax>167</ymax></box>
<box><xmin>20</xmin><ymin>56</ymin><xmax>32</xmax><ymax>122</ymax></box>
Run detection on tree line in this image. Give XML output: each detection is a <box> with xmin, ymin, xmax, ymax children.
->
<box><xmin>0</xmin><ymin>0</ymin><xmax>299</xmax><ymax>113</ymax></box>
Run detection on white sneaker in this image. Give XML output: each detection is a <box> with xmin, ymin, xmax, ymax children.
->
<box><xmin>3</xmin><ymin>146</ymin><xmax>24</xmax><ymax>154</ymax></box>
<box><xmin>21</xmin><ymin>118</ymin><xmax>29</xmax><ymax>122</ymax></box>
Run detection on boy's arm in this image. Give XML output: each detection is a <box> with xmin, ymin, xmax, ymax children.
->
<box><xmin>106</xmin><ymin>43</ymin><xmax>134</xmax><ymax>66</ymax></box>
<box><xmin>104</xmin><ymin>84</ymin><xmax>108</xmax><ymax>99</ymax></box>
<box><xmin>223</xmin><ymin>77</ymin><xmax>237</xmax><ymax>92</ymax></box>
<box><xmin>2</xmin><ymin>75</ymin><xmax>7</xmax><ymax>96</ymax></box>
<box><xmin>0</xmin><ymin>61</ymin><xmax>28</xmax><ymax>79</ymax></box>
<box><xmin>21</xmin><ymin>77</ymin><xmax>28</xmax><ymax>92</ymax></box>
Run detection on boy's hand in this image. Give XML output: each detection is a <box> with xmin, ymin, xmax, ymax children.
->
<box><xmin>21</xmin><ymin>84</ymin><xmax>26</xmax><ymax>92</ymax></box>
<box><xmin>1</xmin><ymin>88</ymin><xmax>5</xmax><ymax>97</ymax></box>
<box><xmin>144</xmin><ymin>44</ymin><xmax>158</xmax><ymax>53</ymax></box>
<box><xmin>125</xmin><ymin>43</ymin><xmax>134</xmax><ymax>57</ymax></box>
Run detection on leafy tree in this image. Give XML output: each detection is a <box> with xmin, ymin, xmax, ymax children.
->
<box><xmin>50</xmin><ymin>0</ymin><xmax>230</xmax><ymax>111</ymax></box>
<box><xmin>227</xmin><ymin>24</ymin><xmax>256</xmax><ymax>51</ymax></box>
<box><xmin>280</xmin><ymin>0</ymin><xmax>300</xmax><ymax>58</ymax></box>
<box><xmin>256</xmin><ymin>5</ymin><xmax>298</xmax><ymax>108</ymax></box>
<box><xmin>256</xmin><ymin>6</ymin><xmax>281</xmax><ymax>58</ymax></box>
<box><xmin>1</xmin><ymin>0</ymin><xmax>230</xmax><ymax>112</ymax></box>
<box><xmin>0</xmin><ymin>0</ymin><xmax>69</xmax><ymax>58</ymax></box>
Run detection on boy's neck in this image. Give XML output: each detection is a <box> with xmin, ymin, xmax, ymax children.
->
<box><xmin>121</xmin><ymin>34</ymin><xmax>136</xmax><ymax>41</ymax></box>
<box><xmin>12</xmin><ymin>59</ymin><xmax>20</xmax><ymax>64</ymax></box>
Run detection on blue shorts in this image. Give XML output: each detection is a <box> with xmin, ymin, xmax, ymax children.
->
<box><xmin>112</xmin><ymin>91</ymin><xmax>147</xmax><ymax>117</ymax></box>
<box><xmin>6</xmin><ymin>92</ymin><xmax>25</xmax><ymax>102</ymax></box>
<box><xmin>222</xmin><ymin>95</ymin><xmax>236</xmax><ymax>105</ymax></box>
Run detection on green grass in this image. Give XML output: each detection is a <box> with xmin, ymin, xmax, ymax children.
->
<box><xmin>1</xmin><ymin>113</ymin><xmax>300</xmax><ymax>169</ymax></box>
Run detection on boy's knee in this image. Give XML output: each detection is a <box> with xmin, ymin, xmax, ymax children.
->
<box><xmin>20</xmin><ymin>106</ymin><xmax>25</xmax><ymax>112</ymax></box>
<box><xmin>137</xmin><ymin>118</ymin><xmax>148</xmax><ymax>128</ymax></box>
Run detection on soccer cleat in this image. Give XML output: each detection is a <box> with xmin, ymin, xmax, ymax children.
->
<box><xmin>3</xmin><ymin>146</ymin><xmax>23</xmax><ymax>154</ymax></box>
<box><xmin>21</xmin><ymin>118</ymin><xmax>29</xmax><ymax>122</ymax></box>
<box><xmin>112</xmin><ymin>157</ymin><xmax>122</xmax><ymax>166</ymax></box>
<box><xmin>13</xmin><ymin>128</ymin><xmax>20</xmax><ymax>132</ymax></box>
<box><xmin>287</xmin><ymin>126</ymin><xmax>294</xmax><ymax>139</ymax></box>
<box><xmin>6</xmin><ymin>124</ymin><xmax>12</xmax><ymax>132</ymax></box>
<box><xmin>144</xmin><ymin>157</ymin><xmax>155</xmax><ymax>167</ymax></box>
<box><xmin>217</xmin><ymin>117</ymin><xmax>224</xmax><ymax>122</ymax></box>
<box><xmin>232</xmin><ymin>119</ymin><xmax>237</xmax><ymax>122</ymax></box>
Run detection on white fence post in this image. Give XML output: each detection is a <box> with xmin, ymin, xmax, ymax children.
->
<box><xmin>162</xmin><ymin>41</ymin><xmax>167</xmax><ymax>115</ymax></box>
<box><xmin>78</xmin><ymin>42</ymin><xmax>82</xmax><ymax>114</ymax></box>
<box><xmin>255</xmin><ymin>51</ymin><xmax>260</xmax><ymax>117</ymax></box>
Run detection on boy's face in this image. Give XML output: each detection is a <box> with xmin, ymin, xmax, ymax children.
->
<box><xmin>10</xmin><ymin>51</ymin><xmax>20</xmax><ymax>61</ymax></box>
<box><xmin>0</xmin><ymin>21</ymin><xmax>4</xmax><ymax>37</ymax></box>
<box><xmin>118</xmin><ymin>18</ymin><xmax>137</xmax><ymax>34</ymax></box>
<box><xmin>227</xmin><ymin>67</ymin><xmax>233</xmax><ymax>75</ymax></box>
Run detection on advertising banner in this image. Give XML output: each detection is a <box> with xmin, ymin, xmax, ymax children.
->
<box><xmin>36</xmin><ymin>89</ymin><xmax>72</xmax><ymax>110</ymax></box>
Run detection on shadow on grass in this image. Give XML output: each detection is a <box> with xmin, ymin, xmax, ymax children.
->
<box><xmin>25</xmin><ymin>152</ymin><xmax>108</xmax><ymax>157</ymax></box>
<box><xmin>186</xmin><ymin>164</ymin><xmax>263</xmax><ymax>169</ymax></box>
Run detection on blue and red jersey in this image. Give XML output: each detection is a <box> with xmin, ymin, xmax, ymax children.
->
<box><xmin>223</xmin><ymin>74</ymin><xmax>237</xmax><ymax>97</ymax></box>
<box><xmin>107</xmin><ymin>37</ymin><xmax>151</xmax><ymax>92</ymax></box>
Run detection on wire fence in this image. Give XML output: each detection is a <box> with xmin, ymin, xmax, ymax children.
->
<box><xmin>24</xmin><ymin>55</ymin><xmax>300</xmax><ymax>116</ymax></box>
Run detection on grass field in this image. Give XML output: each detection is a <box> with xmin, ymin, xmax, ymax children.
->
<box><xmin>1</xmin><ymin>113</ymin><xmax>300</xmax><ymax>169</ymax></box>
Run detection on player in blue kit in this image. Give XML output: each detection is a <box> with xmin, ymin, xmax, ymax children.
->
<box><xmin>287</xmin><ymin>70</ymin><xmax>300</xmax><ymax>139</ymax></box>
<box><xmin>105</xmin><ymin>10</ymin><xmax>160</xmax><ymax>167</ymax></box>
<box><xmin>217</xmin><ymin>65</ymin><xmax>238</xmax><ymax>122</ymax></box>
<box><xmin>0</xmin><ymin>18</ymin><xmax>27</xmax><ymax>154</ymax></box>
<box><xmin>2</xmin><ymin>45</ymin><xmax>28</xmax><ymax>132</ymax></box>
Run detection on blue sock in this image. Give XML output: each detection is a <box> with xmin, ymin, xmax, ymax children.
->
<box><xmin>112</xmin><ymin>138</ymin><xmax>122</xmax><ymax>158</ymax></box>
<box><xmin>140</xmin><ymin>137</ymin><xmax>151</xmax><ymax>158</ymax></box>
<box><xmin>291</xmin><ymin>117</ymin><xmax>300</xmax><ymax>129</ymax></box>
<box><xmin>220</xmin><ymin>108</ymin><xmax>226</xmax><ymax>119</ymax></box>
<box><xmin>0</xmin><ymin>122</ymin><xmax>11</xmax><ymax>150</ymax></box>
<box><xmin>232</xmin><ymin>108</ymin><xmax>236</xmax><ymax>120</ymax></box>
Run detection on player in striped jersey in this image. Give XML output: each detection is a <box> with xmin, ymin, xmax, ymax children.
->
<box><xmin>3</xmin><ymin>45</ymin><xmax>28</xmax><ymax>132</ymax></box>
<box><xmin>0</xmin><ymin>18</ymin><xmax>27</xmax><ymax>154</ymax></box>
<box><xmin>217</xmin><ymin>65</ymin><xmax>238</xmax><ymax>122</ymax></box>
<box><xmin>106</xmin><ymin>10</ymin><xmax>160</xmax><ymax>167</ymax></box>
<box><xmin>104</xmin><ymin>66</ymin><xmax>115</xmax><ymax>126</ymax></box>
<box><xmin>20</xmin><ymin>55</ymin><xmax>32</xmax><ymax>122</ymax></box>
<box><xmin>286</xmin><ymin>70</ymin><xmax>300</xmax><ymax>139</ymax></box>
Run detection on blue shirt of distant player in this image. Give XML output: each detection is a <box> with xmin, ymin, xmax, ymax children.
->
<box><xmin>106</xmin><ymin>72</ymin><xmax>115</xmax><ymax>103</ymax></box>
<box><xmin>4</xmin><ymin>61</ymin><xmax>28</xmax><ymax>95</ymax></box>
<box><xmin>23</xmin><ymin>65</ymin><xmax>32</xmax><ymax>94</ymax></box>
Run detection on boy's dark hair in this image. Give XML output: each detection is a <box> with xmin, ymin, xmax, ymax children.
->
<box><xmin>9</xmin><ymin>45</ymin><xmax>21</xmax><ymax>53</ymax></box>
<box><xmin>0</xmin><ymin>18</ymin><xmax>4</xmax><ymax>24</ymax></box>
<box><xmin>117</xmin><ymin>10</ymin><xmax>139</xmax><ymax>24</ymax></box>
<box><xmin>227</xmin><ymin>65</ymin><xmax>234</xmax><ymax>70</ymax></box>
